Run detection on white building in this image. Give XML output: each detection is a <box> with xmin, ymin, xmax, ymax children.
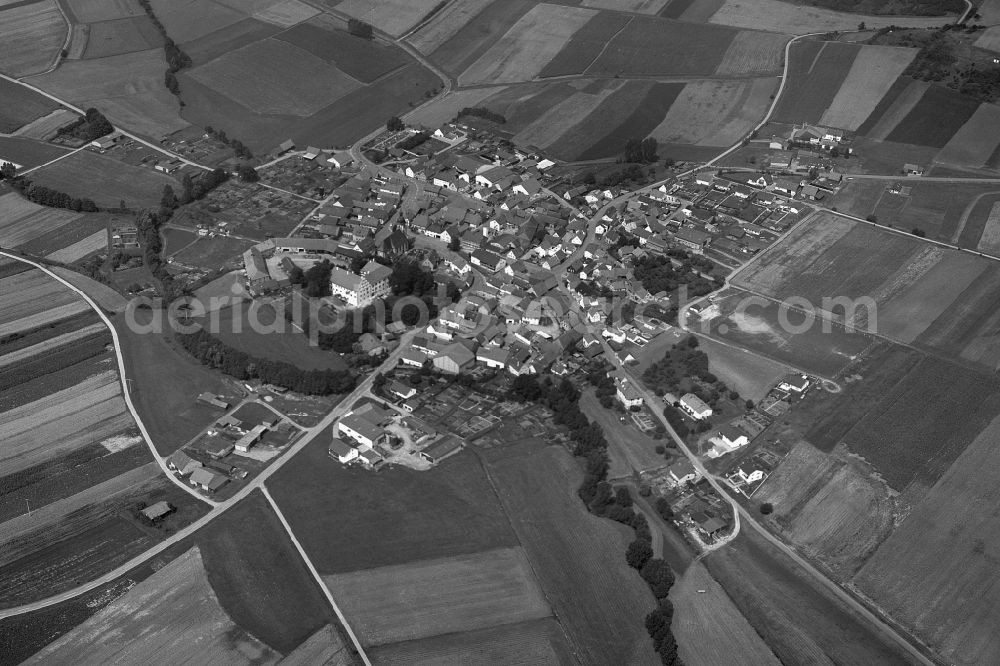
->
<box><xmin>615</xmin><ymin>376</ymin><xmax>643</xmax><ymax>409</ymax></box>
<box><xmin>679</xmin><ymin>393</ymin><xmax>713</xmax><ymax>420</ymax></box>
<box><xmin>338</xmin><ymin>412</ymin><xmax>388</xmax><ymax>449</ymax></box>
<box><xmin>329</xmin><ymin>261</ymin><xmax>392</xmax><ymax>308</ymax></box>
<box><xmin>778</xmin><ymin>373</ymin><xmax>810</xmax><ymax>393</ymax></box>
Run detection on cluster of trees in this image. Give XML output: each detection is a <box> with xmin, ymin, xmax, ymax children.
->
<box><xmin>159</xmin><ymin>169</ymin><xmax>228</xmax><ymax>217</ymax></box>
<box><xmin>598</xmin><ymin>164</ymin><xmax>648</xmax><ymax>188</ymax></box>
<box><xmin>58</xmin><ymin>108</ymin><xmax>113</xmax><ymax>142</ymax></box>
<box><xmin>622</xmin><ymin>137</ymin><xmax>658</xmax><ymax>164</ymax></box>
<box><xmin>398</xmin><ymin>132</ymin><xmax>429</xmax><ymax>152</ymax></box>
<box><xmin>136</xmin><ymin>0</ymin><xmax>192</xmax><ymax>98</ymax></box>
<box><xmin>643</xmin><ymin>336</ymin><xmax>735</xmax><ymax>418</ymax></box>
<box><xmin>288</xmin><ymin>259</ymin><xmax>333</xmax><ymax>297</ymax></box>
<box><xmin>632</xmin><ymin>255</ymin><xmax>717</xmax><ymax>314</ymax></box>
<box><xmin>204</xmin><ymin>126</ymin><xmax>253</xmax><ymax>159</ymax></box>
<box><xmin>457</xmin><ymin>107</ymin><xmax>506</xmax><ymax>124</ymax></box>
<box><xmin>237</xmin><ymin>164</ymin><xmax>259</xmax><ymax>182</ymax></box>
<box><xmin>177</xmin><ymin>328</ymin><xmax>356</xmax><ymax>394</ymax></box>
<box><xmin>386</xmin><ymin>116</ymin><xmax>405</xmax><ymax>132</ymax></box>
<box><xmin>0</xmin><ymin>162</ymin><xmax>14</xmax><ymax>181</ymax></box>
<box><xmin>348</xmin><ymin>18</ymin><xmax>373</xmax><ymax>39</ymax></box>
<box><xmin>7</xmin><ymin>180</ymin><xmax>98</xmax><ymax>212</ymax></box>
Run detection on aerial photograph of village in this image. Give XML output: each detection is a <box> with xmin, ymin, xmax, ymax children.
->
<box><xmin>3</xmin><ymin>0</ymin><xmax>1000</xmax><ymax>663</ymax></box>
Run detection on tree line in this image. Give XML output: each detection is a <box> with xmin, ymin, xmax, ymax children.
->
<box><xmin>507</xmin><ymin>375</ymin><xmax>683</xmax><ymax>665</ymax></box>
<box><xmin>457</xmin><ymin>107</ymin><xmax>506</xmax><ymax>124</ymax></box>
<box><xmin>177</xmin><ymin>328</ymin><xmax>356</xmax><ymax>394</ymax></box>
<box><xmin>57</xmin><ymin>108</ymin><xmax>114</xmax><ymax>143</ymax></box>
<box><xmin>135</xmin><ymin>0</ymin><xmax>192</xmax><ymax>100</ymax></box>
<box><xmin>204</xmin><ymin>126</ymin><xmax>253</xmax><ymax>160</ymax></box>
<box><xmin>5</xmin><ymin>179</ymin><xmax>98</xmax><ymax>212</ymax></box>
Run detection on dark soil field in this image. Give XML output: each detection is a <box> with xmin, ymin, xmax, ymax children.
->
<box><xmin>0</xmin><ymin>136</ymin><xmax>70</xmax><ymax>170</ymax></box>
<box><xmin>856</xmin><ymin>75</ymin><xmax>912</xmax><ymax>136</ymax></box>
<box><xmin>268</xmin><ymin>443</ymin><xmax>517</xmax><ymax>574</ymax></box>
<box><xmin>181</xmin><ymin>17</ymin><xmax>282</xmax><ymax>66</ymax></box>
<box><xmin>0</xmin><ymin>349</ymin><xmax>109</xmax><ymax>413</ymax></box>
<box><xmin>276</xmin><ymin>21</ymin><xmax>408</xmax><ymax>83</ymax></box>
<box><xmin>427</xmin><ymin>0</ymin><xmax>534</xmax><ymax>78</ymax></box>
<box><xmin>0</xmin><ymin>80</ymin><xmax>60</xmax><ymax>133</ymax></box>
<box><xmin>773</xmin><ymin>40</ymin><xmax>859</xmax><ymax>125</ymax></box>
<box><xmin>484</xmin><ymin>443</ymin><xmax>660</xmax><ymax>666</ymax></box>
<box><xmin>82</xmin><ymin>15</ymin><xmax>162</xmax><ymax>59</ymax></box>
<box><xmin>198</xmin><ymin>490</ymin><xmax>335</xmax><ymax>654</ymax></box>
<box><xmin>14</xmin><ymin>213</ymin><xmax>109</xmax><ymax>257</ymax></box>
<box><xmin>538</xmin><ymin>12</ymin><xmax>631</xmax><ymax>78</ymax></box>
<box><xmin>112</xmin><ymin>308</ymin><xmax>239</xmax><ymax>455</ymax></box>
<box><xmin>577</xmin><ymin>81</ymin><xmax>686</xmax><ymax>161</ymax></box>
<box><xmin>0</xmin><ymin>331</ymin><xmax>111</xmax><ymax>395</ymax></box>
<box><xmin>885</xmin><ymin>84</ymin><xmax>981</xmax><ymax>148</ymax></box>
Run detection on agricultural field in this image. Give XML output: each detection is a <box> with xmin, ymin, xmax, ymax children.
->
<box><xmin>973</xmin><ymin>25</ymin><xmax>1000</xmax><ymax>51</ymax></box>
<box><xmin>0</xmin><ymin>136</ymin><xmax>71</xmax><ymax>170</ymax></box>
<box><xmin>172</xmin><ymin>235</ymin><xmax>253</xmax><ymax>269</ymax></box>
<box><xmin>24</xmin><ymin>546</ymin><xmax>278</xmax><ymax>664</ymax></box>
<box><xmin>484</xmin><ymin>443</ymin><xmax>660</xmax><ymax>665</ymax></box>
<box><xmin>884</xmin><ymin>84</ymin><xmax>982</xmax><ymax>148</ymax></box>
<box><xmin>695</xmin><ymin>335</ymin><xmax>791</xmax><ymax>402</ymax></box>
<box><xmin>27</xmin><ymin>48</ymin><xmax>190</xmax><ymax>139</ymax></box>
<box><xmin>82</xmin><ymin>15</ymin><xmax>162</xmax><ymax>59</ymax></box>
<box><xmin>29</xmin><ymin>150</ymin><xmax>181</xmax><ymax>208</ymax></box>
<box><xmin>856</xmin><ymin>78</ymin><xmax>931</xmax><ymax>139</ymax></box>
<box><xmin>670</xmin><ymin>561</ymin><xmax>780</xmax><ymax>666</ymax></box>
<box><xmin>205</xmin><ymin>303</ymin><xmax>348</xmax><ymax>371</ymax></box>
<box><xmin>458</xmin><ymin>4</ymin><xmax>597</xmax><ymax>85</ymax></box>
<box><xmin>65</xmin><ymin>0</ymin><xmax>144</xmax><ymax>23</ymax></box>
<box><xmin>15</xmin><ymin>210</ymin><xmax>113</xmax><ymax>260</ymax></box>
<box><xmin>13</xmin><ymin>109</ymin><xmax>79</xmax><ymax>141</ymax></box>
<box><xmin>971</xmin><ymin>198</ymin><xmax>1000</xmax><ymax>254</ymax></box>
<box><xmin>418</xmin><ymin>0</ymin><xmax>536</xmax><ymax>78</ymax></box>
<box><xmin>0</xmin><ymin>194</ymin><xmax>86</xmax><ymax>248</ymax></box>
<box><xmin>581</xmin><ymin>390</ymin><xmax>666</xmax><ymax>478</ymax></box>
<box><xmin>772</xmin><ymin>41</ymin><xmax>860</xmax><ymax>125</ymax></box>
<box><xmin>269</xmin><ymin>443</ymin><xmax>517</xmax><ymax>573</ymax></box>
<box><xmin>277</xmin><ymin>17</ymin><xmax>408</xmax><ymax>83</ymax></box>
<box><xmin>405</xmin><ymin>0</ymin><xmax>494</xmax><ymax>54</ymax></box>
<box><xmin>818</xmin><ymin>45</ymin><xmax>917</xmax><ymax>130</ymax></box>
<box><xmin>933</xmin><ymin>103</ymin><xmax>1000</xmax><ymax>168</ymax></box>
<box><xmin>854</xmin><ymin>413</ymin><xmax>1000</xmax><ymax>666</ymax></box>
<box><xmin>0</xmin><ymin>0</ymin><xmax>67</xmax><ymax>78</ymax></box>
<box><xmin>0</xmin><ymin>80</ymin><xmax>60</xmax><ymax>133</ymax></box>
<box><xmin>583</xmin><ymin>0</ymin><xmax>668</xmax><ymax>11</ymax></box>
<box><xmin>324</xmin><ymin>547</ymin><xmax>550</xmax><ymax>647</ymax></box>
<box><xmin>706</xmin><ymin>0</ymin><xmax>954</xmax><ymax>33</ymax></box>
<box><xmin>405</xmin><ymin>86</ymin><xmax>509</xmax><ymax>128</ymax></box>
<box><xmin>336</xmin><ymin>0</ymin><xmax>443</xmax><ymax>37</ymax></box>
<box><xmin>645</xmin><ymin>78</ymin><xmax>776</xmax><ymax>147</ymax></box>
<box><xmin>149</xmin><ymin>0</ymin><xmax>246</xmax><ymax>43</ymax></box>
<box><xmin>715</xmin><ymin>30</ymin><xmax>790</xmax><ymax>75</ymax></box>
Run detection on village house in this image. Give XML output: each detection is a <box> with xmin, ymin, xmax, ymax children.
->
<box><xmin>668</xmin><ymin>459</ymin><xmax>699</xmax><ymax>485</ymax></box>
<box><xmin>328</xmin><ymin>261</ymin><xmax>392</xmax><ymax>308</ymax></box>
<box><xmin>679</xmin><ymin>393</ymin><xmax>713</xmax><ymax>420</ymax></box>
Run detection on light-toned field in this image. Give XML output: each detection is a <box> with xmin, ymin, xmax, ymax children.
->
<box><xmin>976</xmin><ymin>202</ymin><xmax>1000</xmax><ymax>255</ymax></box>
<box><xmin>649</xmin><ymin>78</ymin><xmax>775</xmax><ymax>147</ymax></box>
<box><xmin>279</xmin><ymin>624</ymin><xmax>352</xmax><ymax>666</ymax></box>
<box><xmin>49</xmin><ymin>265</ymin><xmax>129</xmax><ymax>312</ymax></box>
<box><xmin>0</xmin><ymin>196</ymin><xmax>82</xmax><ymax>248</ymax></box>
<box><xmin>12</xmin><ymin>109</ymin><xmax>78</xmax><ymax>140</ymax></box>
<box><xmin>708</xmin><ymin>0</ymin><xmax>955</xmax><ymax>33</ymax></box>
<box><xmin>0</xmin><ymin>322</ymin><xmax>106</xmax><ymax>369</ymax></box>
<box><xmin>223</xmin><ymin>0</ymin><xmax>318</xmax><ymax>27</ymax></box>
<box><xmin>756</xmin><ymin>441</ymin><xmax>897</xmax><ymax>579</ymax></box>
<box><xmin>916</xmin><ymin>263</ymin><xmax>1000</xmax><ymax>371</ymax></box>
<box><xmin>45</xmin><ymin>230</ymin><xmax>107</xmax><ymax>263</ymax></box>
<box><xmin>715</xmin><ymin>30</ymin><xmax>788</xmax><ymax>75</ymax></box>
<box><xmin>66</xmin><ymin>0</ymin><xmax>142</xmax><ymax>22</ymax></box>
<box><xmin>458</xmin><ymin>4</ymin><xmax>596</xmax><ymax>85</ymax></box>
<box><xmin>27</xmin><ymin>48</ymin><xmax>190</xmax><ymax>138</ymax></box>
<box><xmin>82</xmin><ymin>15</ymin><xmax>162</xmax><ymax>59</ymax></box>
<box><xmin>26</xmin><ymin>546</ymin><xmax>279</xmax><ymax>665</ymax></box>
<box><xmin>582</xmin><ymin>0</ymin><xmax>667</xmax><ymax>12</ymax></box>
<box><xmin>323</xmin><ymin>546</ymin><xmax>551</xmax><ymax>647</ymax></box>
<box><xmin>66</xmin><ymin>24</ymin><xmax>89</xmax><ymax>59</ymax></box>
<box><xmin>338</xmin><ymin>0</ymin><xmax>446</xmax><ymax>37</ymax></box>
<box><xmin>188</xmin><ymin>38</ymin><xmax>362</xmax><ymax>115</ymax></box>
<box><xmin>934</xmin><ymin>103</ymin><xmax>1000</xmax><ymax>168</ymax></box>
<box><xmin>0</xmin><ymin>462</ymin><xmax>155</xmax><ymax>549</ymax></box>
<box><xmin>0</xmin><ymin>0</ymin><xmax>66</xmax><ymax>77</ymax></box>
<box><xmin>974</xmin><ymin>25</ymin><xmax>1000</xmax><ymax>51</ymax></box>
<box><xmin>370</xmin><ymin>618</ymin><xmax>574</xmax><ymax>666</ymax></box>
<box><xmin>0</xmin><ymin>300</ymin><xmax>90</xmax><ymax>338</ymax></box>
<box><xmin>978</xmin><ymin>0</ymin><xmax>1000</xmax><ymax>24</ymax></box>
<box><xmin>30</xmin><ymin>150</ymin><xmax>181</xmax><ymax>208</ymax></box>
<box><xmin>862</xmin><ymin>79</ymin><xmax>929</xmax><ymax>140</ymax></box>
<box><xmin>819</xmin><ymin>45</ymin><xmax>916</xmax><ymax>131</ymax></box>
<box><xmin>406</xmin><ymin>0</ymin><xmax>494</xmax><ymax>54</ymax></box>
<box><xmin>0</xmin><ymin>270</ymin><xmax>81</xmax><ymax>322</ymax></box>
<box><xmin>855</xmin><ymin>414</ymin><xmax>1000</xmax><ymax>666</ymax></box>
<box><xmin>671</xmin><ymin>561</ymin><xmax>780</xmax><ymax>666</ymax></box>
<box><xmin>514</xmin><ymin>81</ymin><xmax>625</xmax><ymax>149</ymax></box>
<box><xmin>0</xmin><ymin>373</ymin><xmax>129</xmax><ymax>474</ymax></box>
<box><xmin>149</xmin><ymin>0</ymin><xmax>244</xmax><ymax>43</ymax></box>
<box><xmin>696</xmin><ymin>335</ymin><xmax>790</xmax><ymax>402</ymax></box>
<box><xmin>405</xmin><ymin>86</ymin><xmax>507</xmax><ymax>128</ymax></box>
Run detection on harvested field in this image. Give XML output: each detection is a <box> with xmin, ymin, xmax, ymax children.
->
<box><xmin>755</xmin><ymin>441</ymin><xmax>896</xmax><ymax>578</ymax></box>
<box><xmin>485</xmin><ymin>443</ymin><xmax>660</xmax><ymax>666</ymax></box>
<box><xmin>198</xmin><ymin>491</ymin><xmax>334</xmax><ymax>653</ymax></box>
<box><xmin>934</xmin><ymin>103</ymin><xmax>1000</xmax><ymax>168</ymax></box>
<box><xmin>708</xmin><ymin>0</ymin><xmax>953</xmax><ymax>32</ymax></box>
<box><xmin>82</xmin><ymin>15</ymin><xmax>162</xmax><ymax>58</ymax></box>
<box><xmin>45</xmin><ymin>230</ymin><xmax>106</xmax><ymax>263</ymax></box>
<box><xmin>149</xmin><ymin>0</ymin><xmax>244</xmax><ymax>43</ymax></box>
<box><xmin>0</xmin><ymin>80</ymin><xmax>59</xmax><ymax>133</ymax></box>
<box><xmin>65</xmin><ymin>0</ymin><xmax>142</xmax><ymax>22</ymax></box>
<box><xmin>648</xmin><ymin>79</ymin><xmax>766</xmax><ymax>147</ymax></box>
<box><xmin>546</xmin><ymin>81</ymin><xmax>650</xmax><ymax>161</ymax></box>
<box><xmin>236</xmin><ymin>0</ymin><xmax>319</xmax><ymax>27</ymax></box>
<box><xmin>980</xmin><ymin>0</ymin><xmax>1000</xmax><ymax>24</ymax></box>
<box><xmin>27</xmin><ymin>48</ymin><xmax>189</xmax><ymax>138</ymax></box>
<box><xmin>858</xmin><ymin>78</ymin><xmax>930</xmax><ymax>139</ymax></box>
<box><xmin>0</xmin><ymin>322</ymin><xmax>105</xmax><ymax>369</ymax></box>
<box><xmin>583</xmin><ymin>0</ymin><xmax>667</xmax><ymax>11</ymax></box>
<box><xmin>819</xmin><ymin>45</ymin><xmax>916</xmax><ymax>130</ymax></box>
<box><xmin>370</xmin><ymin>618</ymin><xmax>574</xmax><ymax>666</ymax></box>
<box><xmin>277</xmin><ymin>19</ymin><xmax>407</xmax><ymax>83</ymax></box>
<box><xmin>51</xmin><ymin>266</ymin><xmax>127</xmax><ymax>311</ymax></box>
<box><xmin>715</xmin><ymin>30</ymin><xmax>788</xmax><ymax>75</ymax></box>
<box><xmin>279</xmin><ymin>624</ymin><xmax>352</xmax><ymax>666</ymax></box>
<box><xmin>506</xmin><ymin>80</ymin><xmax>625</xmax><ymax>152</ymax></box>
<box><xmin>581</xmin><ymin>17</ymin><xmax>738</xmax><ymax>77</ymax></box>
<box><xmin>0</xmin><ymin>269</ymin><xmax>82</xmax><ymax>322</ymax></box>
<box><xmin>406</xmin><ymin>87</ymin><xmax>509</xmax><ymax>128</ymax></box>
<box><xmin>696</xmin><ymin>335</ymin><xmax>789</xmax><ymax>402</ymax></box>
<box><xmin>336</xmin><ymin>0</ymin><xmax>442</xmax><ymax>37</ymax></box>
<box><xmin>180</xmin><ymin>16</ymin><xmax>281</xmax><ymax>66</ymax></box>
<box><xmin>975</xmin><ymin>201</ymin><xmax>1000</xmax><ymax>254</ymax></box>
<box><xmin>324</xmin><ymin>547</ymin><xmax>550</xmax><ymax>647</ymax></box>
<box><xmin>538</xmin><ymin>12</ymin><xmax>632</xmax><ymax>78</ymax></box>
<box><xmin>0</xmin><ymin>0</ymin><xmax>67</xmax><ymax>78</ymax></box>
<box><xmin>917</xmin><ymin>264</ymin><xmax>1000</xmax><ymax>371</ymax></box>
<box><xmin>886</xmin><ymin>84</ymin><xmax>981</xmax><ymax>148</ymax></box>
<box><xmin>665</xmin><ymin>0</ymin><xmax>724</xmax><ymax>21</ymax></box>
<box><xmin>270</xmin><ymin>444</ymin><xmax>516</xmax><ymax>574</ymax></box>
<box><xmin>458</xmin><ymin>4</ymin><xmax>596</xmax><ymax>85</ymax></box>
<box><xmin>0</xmin><ymin>197</ymin><xmax>82</xmax><ymax>247</ymax></box>
<box><xmin>425</xmin><ymin>0</ymin><xmax>534</xmax><ymax>78</ymax></box>
<box><xmin>31</xmin><ymin>150</ymin><xmax>180</xmax><ymax>208</ymax></box>
<box><xmin>973</xmin><ymin>25</ymin><xmax>1000</xmax><ymax>51</ymax></box>
<box><xmin>26</xmin><ymin>546</ymin><xmax>278</xmax><ymax>664</ymax></box>
<box><xmin>0</xmin><ymin>136</ymin><xmax>71</xmax><ymax>170</ymax></box>
<box><xmin>855</xmin><ymin>413</ymin><xmax>1000</xmax><ymax>666</ymax></box>
<box><xmin>406</xmin><ymin>0</ymin><xmax>495</xmax><ymax>54</ymax></box>
<box><xmin>773</xmin><ymin>41</ymin><xmax>859</xmax><ymax>124</ymax></box>
<box><xmin>188</xmin><ymin>39</ymin><xmax>363</xmax><ymax>116</ymax></box>
<box><xmin>12</xmin><ymin>109</ymin><xmax>79</xmax><ymax>140</ymax></box>
<box><xmin>671</xmin><ymin>561</ymin><xmax>780</xmax><ymax>666</ymax></box>
<box><xmin>0</xmin><ymin>301</ymin><xmax>91</xmax><ymax>339</ymax></box>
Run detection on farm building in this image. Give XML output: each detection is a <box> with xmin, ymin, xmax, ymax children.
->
<box><xmin>90</xmin><ymin>131</ymin><xmax>121</xmax><ymax>150</ymax></box>
<box><xmin>615</xmin><ymin>375</ymin><xmax>644</xmax><ymax>409</ymax></box>
<box><xmin>387</xmin><ymin>380</ymin><xmax>416</xmax><ymax>400</ymax></box>
<box><xmin>680</xmin><ymin>393</ymin><xmax>713</xmax><ymax>420</ymax></box>
<box><xmin>303</xmin><ymin>146</ymin><xmax>321</xmax><ymax>160</ymax></box>
<box><xmin>327</xmin><ymin>152</ymin><xmax>353</xmax><ymax>168</ymax></box>
<box><xmin>696</xmin><ymin>514</ymin><xmax>728</xmax><ymax>537</ymax></box>
<box><xmin>234</xmin><ymin>424</ymin><xmax>268</xmax><ymax>453</ymax></box>
<box><xmin>189</xmin><ymin>467</ymin><xmax>229</xmax><ymax>493</ymax></box>
<box><xmin>778</xmin><ymin>374</ymin><xmax>810</xmax><ymax>393</ymax></box>
<box><xmin>673</xmin><ymin>228</ymin><xmax>712</xmax><ymax>253</ymax></box>
<box><xmin>902</xmin><ymin>163</ymin><xmax>924</xmax><ymax>176</ymax></box>
<box><xmin>668</xmin><ymin>459</ymin><xmax>699</xmax><ymax>485</ymax></box>
<box><xmin>420</xmin><ymin>436</ymin><xmax>464</xmax><ymax>464</ymax></box>
<box><xmin>140</xmin><ymin>501</ymin><xmax>174</xmax><ymax>521</ymax></box>
<box><xmin>338</xmin><ymin>408</ymin><xmax>391</xmax><ymax>449</ymax></box>
<box><xmin>278</xmin><ymin>139</ymin><xmax>295</xmax><ymax>153</ymax></box>
<box><xmin>197</xmin><ymin>393</ymin><xmax>229</xmax><ymax>410</ymax></box>
<box><xmin>706</xmin><ymin>425</ymin><xmax>750</xmax><ymax>458</ymax></box>
<box><xmin>358</xmin><ymin>449</ymin><xmax>384</xmax><ymax>469</ymax></box>
<box><xmin>328</xmin><ymin>438</ymin><xmax>359</xmax><ymax>464</ymax></box>
<box><xmin>432</xmin><ymin>343</ymin><xmax>476</xmax><ymax>374</ymax></box>
<box><xmin>167</xmin><ymin>450</ymin><xmax>200</xmax><ymax>475</ymax></box>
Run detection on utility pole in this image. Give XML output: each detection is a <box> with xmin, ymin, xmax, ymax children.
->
<box><xmin>25</xmin><ymin>499</ymin><xmax>30</xmax><ymax>517</ymax></box>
